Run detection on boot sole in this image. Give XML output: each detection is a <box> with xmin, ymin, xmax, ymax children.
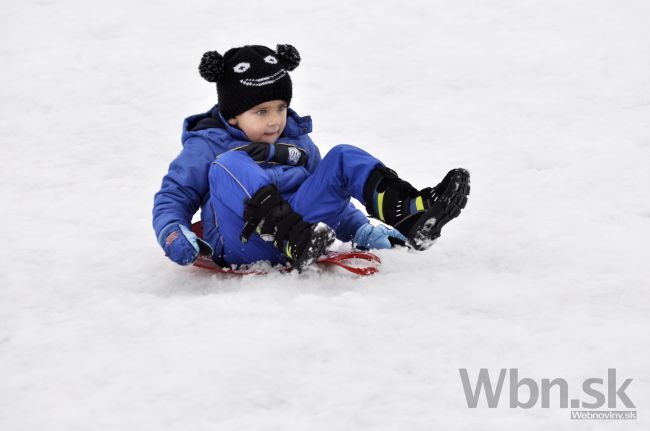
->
<box><xmin>293</xmin><ymin>223</ymin><xmax>337</xmax><ymax>269</ymax></box>
<box><xmin>400</xmin><ymin>169</ymin><xmax>470</xmax><ymax>251</ymax></box>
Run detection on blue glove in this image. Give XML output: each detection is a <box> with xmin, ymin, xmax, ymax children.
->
<box><xmin>353</xmin><ymin>223</ymin><xmax>407</xmax><ymax>250</ymax></box>
<box><xmin>158</xmin><ymin>224</ymin><xmax>213</xmax><ymax>266</ymax></box>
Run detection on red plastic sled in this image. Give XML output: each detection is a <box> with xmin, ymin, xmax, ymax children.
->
<box><xmin>190</xmin><ymin>222</ymin><xmax>381</xmax><ymax>276</ymax></box>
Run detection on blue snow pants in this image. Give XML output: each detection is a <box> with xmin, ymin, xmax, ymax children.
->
<box><xmin>209</xmin><ymin>144</ymin><xmax>382</xmax><ymax>265</ymax></box>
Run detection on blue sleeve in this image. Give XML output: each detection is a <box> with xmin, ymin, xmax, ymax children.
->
<box><xmin>303</xmin><ymin>139</ymin><xmax>369</xmax><ymax>242</ymax></box>
<box><xmin>152</xmin><ymin>137</ymin><xmax>218</xmax><ymax>238</ymax></box>
<box><xmin>302</xmin><ymin>135</ymin><xmax>322</xmax><ymax>174</ymax></box>
<box><xmin>336</xmin><ymin>202</ymin><xmax>369</xmax><ymax>242</ymax></box>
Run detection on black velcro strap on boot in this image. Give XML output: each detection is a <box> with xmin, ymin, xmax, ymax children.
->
<box><xmin>419</xmin><ymin>187</ymin><xmax>435</xmax><ymax>207</ymax></box>
<box><xmin>363</xmin><ymin>165</ymin><xmax>418</xmax><ymax>223</ymax></box>
<box><xmin>286</xmin><ymin>220</ymin><xmax>313</xmax><ymax>259</ymax></box>
<box><xmin>274</xmin><ymin>212</ymin><xmax>304</xmax><ymax>245</ymax></box>
<box><xmin>363</xmin><ymin>165</ymin><xmax>421</xmax><ymax>226</ymax></box>
<box><xmin>363</xmin><ymin>166</ymin><xmax>398</xmax><ymax>216</ymax></box>
<box><xmin>381</xmin><ymin>180</ymin><xmax>418</xmax><ymax>226</ymax></box>
<box><xmin>240</xmin><ymin>184</ymin><xmax>284</xmax><ymax>243</ymax></box>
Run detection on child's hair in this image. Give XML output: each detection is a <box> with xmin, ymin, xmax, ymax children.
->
<box><xmin>198</xmin><ymin>44</ymin><xmax>301</xmax><ymax>119</ymax></box>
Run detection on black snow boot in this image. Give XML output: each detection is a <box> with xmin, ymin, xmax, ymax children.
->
<box><xmin>363</xmin><ymin>166</ymin><xmax>470</xmax><ymax>250</ymax></box>
<box><xmin>241</xmin><ymin>184</ymin><xmax>336</xmax><ymax>268</ymax></box>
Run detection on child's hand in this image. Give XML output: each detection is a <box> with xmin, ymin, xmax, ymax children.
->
<box><xmin>158</xmin><ymin>224</ymin><xmax>213</xmax><ymax>266</ymax></box>
<box><xmin>236</xmin><ymin>143</ymin><xmax>307</xmax><ymax>166</ymax></box>
<box><xmin>353</xmin><ymin>223</ymin><xmax>407</xmax><ymax>250</ymax></box>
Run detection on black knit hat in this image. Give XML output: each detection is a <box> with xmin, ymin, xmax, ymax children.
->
<box><xmin>198</xmin><ymin>44</ymin><xmax>301</xmax><ymax>120</ymax></box>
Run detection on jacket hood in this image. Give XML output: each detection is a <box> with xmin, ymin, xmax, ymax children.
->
<box><xmin>181</xmin><ymin>104</ymin><xmax>313</xmax><ymax>145</ymax></box>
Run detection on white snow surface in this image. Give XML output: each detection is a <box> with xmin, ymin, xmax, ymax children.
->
<box><xmin>2</xmin><ymin>0</ymin><xmax>649</xmax><ymax>429</ymax></box>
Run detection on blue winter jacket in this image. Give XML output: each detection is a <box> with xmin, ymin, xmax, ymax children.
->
<box><xmin>152</xmin><ymin>104</ymin><xmax>369</xmax><ymax>260</ymax></box>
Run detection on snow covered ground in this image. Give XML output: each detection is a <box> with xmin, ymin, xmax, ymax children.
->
<box><xmin>1</xmin><ymin>0</ymin><xmax>649</xmax><ymax>429</ymax></box>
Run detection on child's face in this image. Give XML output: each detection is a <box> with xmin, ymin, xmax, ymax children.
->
<box><xmin>228</xmin><ymin>100</ymin><xmax>288</xmax><ymax>144</ymax></box>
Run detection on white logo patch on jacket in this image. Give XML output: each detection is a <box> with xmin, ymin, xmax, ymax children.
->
<box><xmin>287</xmin><ymin>147</ymin><xmax>301</xmax><ymax>165</ymax></box>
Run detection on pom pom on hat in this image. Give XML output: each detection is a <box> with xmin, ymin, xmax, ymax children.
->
<box><xmin>199</xmin><ymin>51</ymin><xmax>224</xmax><ymax>83</ymax></box>
<box><xmin>276</xmin><ymin>44</ymin><xmax>300</xmax><ymax>71</ymax></box>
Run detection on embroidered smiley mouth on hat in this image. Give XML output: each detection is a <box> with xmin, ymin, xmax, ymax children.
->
<box><xmin>239</xmin><ymin>69</ymin><xmax>287</xmax><ymax>87</ymax></box>
<box><xmin>232</xmin><ymin>55</ymin><xmax>288</xmax><ymax>87</ymax></box>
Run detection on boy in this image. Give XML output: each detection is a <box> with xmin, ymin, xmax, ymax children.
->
<box><xmin>153</xmin><ymin>44</ymin><xmax>470</xmax><ymax>269</ymax></box>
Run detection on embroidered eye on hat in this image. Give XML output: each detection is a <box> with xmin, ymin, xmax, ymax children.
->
<box><xmin>198</xmin><ymin>44</ymin><xmax>301</xmax><ymax>120</ymax></box>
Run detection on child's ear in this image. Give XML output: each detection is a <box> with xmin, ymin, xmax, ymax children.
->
<box><xmin>227</xmin><ymin>118</ymin><xmax>238</xmax><ymax>126</ymax></box>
